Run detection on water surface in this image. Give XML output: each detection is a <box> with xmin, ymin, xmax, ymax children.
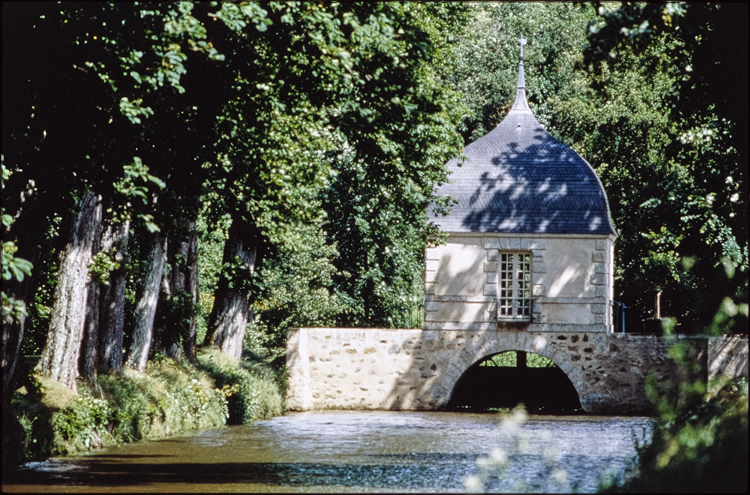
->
<box><xmin>5</xmin><ymin>411</ymin><xmax>654</xmax><ymax>493</ymax></box>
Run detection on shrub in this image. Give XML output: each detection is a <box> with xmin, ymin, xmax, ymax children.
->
<box><xmin>50</xmin><ymin>394</ymin><xmax>111</xmax><ymax>453</ymax></box>
<box><xmin>610</xmin><ymin>377</ymin><xmax>748</xmax><ymax>493</ymax></box>
<box><xmin>4</xmin><ymin>350</ymin><xmax>285</xmax><ymax>468</ymax></box>
<box><xmin>197</xmin><ymin>349</ymin><xmax>284</xmax><ymax>424</ymax></box>
<box><xmin>4</xmin><ymin>357</ymin><xmax>231</xmax><ymax>465</ymax></box>
<box><xmin>96</xmin><ymin>360</ymin><xmax>227</xmax><ymax>444</ymax></box>
<box><xmin>4</xmin><ymin>391</ymin><xmax>54</xmax><ymax>469</ymax></box>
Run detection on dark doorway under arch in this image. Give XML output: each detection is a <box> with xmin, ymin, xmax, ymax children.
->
<box><xmin>447</xmin><ymin>351</ymin><xmax>583</xmax><ymax>414</ymax></box>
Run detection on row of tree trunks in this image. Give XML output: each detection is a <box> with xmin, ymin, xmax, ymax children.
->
<box><xmin>126</xmin><ymin>232</ymin><xmax>167</xmax><ymax>372</ymax></box>
<box><xmin>203</xmin><ymin>218</ymin><xmax>260</xmax><ymax>361</ymax></box>
<box><xmin>35</xmin><ymin>193</ymin><xmax>101</xmax><ymax>392</ymax></box>
<box><xmin>28</xmin><ymin>192</ymin><xmax>251</xmax><ymax>390</ymax></box>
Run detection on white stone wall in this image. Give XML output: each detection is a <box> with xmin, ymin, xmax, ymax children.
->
<box><xmin>424</xmin><ymin>233</ymin><xmax>615</xmax><ymax>332</ymax></box>
<box><xmin>286</xmin><ymin>328</ymin><xmax>746</xmax><ymax>414</ymax></box>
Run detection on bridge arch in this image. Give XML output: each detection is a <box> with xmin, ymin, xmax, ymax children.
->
<box><xmin>434</xmin><ymin>332</ymin><xmax>588</xmax><ymax>411</ymax></box>
<box><xmin>447</xmin><ymin>350</ymin><xmax>583</xmax><ymax>412</ymax></box>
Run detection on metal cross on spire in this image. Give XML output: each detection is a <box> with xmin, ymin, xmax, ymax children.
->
<box><xmin>519</xmin><ymin>35</ymin><xmax>527</xmax><ymax>60</ymax></box>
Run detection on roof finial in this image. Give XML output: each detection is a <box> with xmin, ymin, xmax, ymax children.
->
<box><xmin>511</xmin><ymin>35</ymin><xmax>530</xmax><ymax>112</ymax></box>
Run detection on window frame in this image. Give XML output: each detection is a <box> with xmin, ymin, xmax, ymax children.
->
<box><xmin>497</xmin><ymin>251</ymin><xmax>533</xmax><ymax>322</ymax></box>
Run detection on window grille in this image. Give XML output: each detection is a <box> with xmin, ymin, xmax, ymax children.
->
<box><xmin>498</xmin><ymin>252</ymin><xmax>532</xmax><ymax>321</ymax></box>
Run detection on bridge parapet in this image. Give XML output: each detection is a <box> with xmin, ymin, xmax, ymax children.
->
<box><xmin>286</xmin><ymin>328</ymin><xmax>748</xmax><ymax>415</ymax></box>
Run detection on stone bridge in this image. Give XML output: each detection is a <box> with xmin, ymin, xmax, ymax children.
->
<box><xmin>286</xmin><ymin>328</ymin><xmax>748</xmax><ymax>415</ymax></box>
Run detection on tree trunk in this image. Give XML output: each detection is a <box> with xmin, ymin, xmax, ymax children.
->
<box><xmin>80</xmin><ymin>211</ymin><xmax>104</xmax><ymax>381</ymax></box>
<box><xmin>2</xmin><ymin>282</ymin><xmax>29</xmax><ymax>402</ymax></box>
<box><xmin>152</xmin><ymin>216</ymin><xmax>199</xmax><ymax>361</ymax></box>
<box><xmin>126</xmin><ymin>232</ymin><xmax>167</xmax><ymax>372</ymax></box>
<box><xmin>35</xmin><ymin>193</ymin><xmax>101</xmax><ymax>391</ymax></box>
<box><xmin>97</xmin><ymin>220</ymin><xmax>129</xmax><ymax>373</ymax></box>
<box><xmin>204</xmin><ymin>220</ymin><xmax>260</xmax><ymax>361</ymax></box>
<box><xmin>79</xmin><ymin>220</ymin><xmax>102</xmax><ymax>380</ymax></box>
<box><xmin>154</xmin><ymin>220</ymin><xmax>198</xmax><ymax>360</ymax></box>
<box><xmin>152</xmin><ymin>276</ymin><xmax>180</xmax><ymax>360</ymax></box>
<box><xmin>79</xmin><ymin>282</ymin><xmax>100</xmax><ymax>380</ymax></box>
<box><xmin>177</xmin><ymin>219</ymin><xmax>199</xmax><ymax>359</ymax></box>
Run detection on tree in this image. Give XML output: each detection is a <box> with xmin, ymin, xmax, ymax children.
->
<box><xmin>248</xmin><ymin>224</ymin><xmax>344</xmax><ymax>351</ymax></box>
<box><xmin>577</xmin><ymin>2</ymin><xmax>748</xmax><ymax>331</ymax></box>
<box><xmin>434</xmin><ymin>3</ymin><xmax>595</xmax><ymax>143</ymax></box>
<box><xmin>203</xmin><ymin>2</ymin><xmax>468</xmax><ymax>349</ymax></box>
<box><xmin>5</xmin><ymin>2</ymin><xmax>471</xmax><ymax>389</ymax></box>
<box><xmin>5</xmin><ymin>3</ymin><xmax>255</xmax><ymax>385</ymax></box>
<box><xmin>321</xmin><ymin>3</ymin><xmax>468</xmax><ymax>327</ymax></box>
<box><xmin>35</xmin><ymin>193</ymin><xmax>101</xmax><ymax>390</ymax></box>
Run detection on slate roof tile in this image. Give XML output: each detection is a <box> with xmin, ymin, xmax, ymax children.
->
<box><xmin>430</xmin><ymin>62</ymin><xmax>616</xmax><ymax>236</ymax></box>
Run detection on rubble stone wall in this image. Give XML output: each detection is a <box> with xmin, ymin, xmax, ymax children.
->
<box><xmin>286</xmin><ymin>328</ymin><xmax>747</xmax><ymax>415</ymax></box>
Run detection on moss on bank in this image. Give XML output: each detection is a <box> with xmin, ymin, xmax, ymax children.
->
<box><xmin>3</xmin><ymin>350</ymin><xmax>285</xmax><ymax>470</ymax></box>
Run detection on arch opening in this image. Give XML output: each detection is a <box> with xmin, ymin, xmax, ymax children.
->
<box><xmin>447</xmin><ymin>351</ymin><xmax>583</xmax><ymax>414</ymax></box>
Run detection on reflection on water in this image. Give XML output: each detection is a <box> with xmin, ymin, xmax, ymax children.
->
<box><xmin>5</xmin><ymin>411</ymin><xmax>654</xmax><ymax>493</ymax></box>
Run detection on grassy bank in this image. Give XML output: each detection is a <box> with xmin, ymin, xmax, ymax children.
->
<box><xmin>3</xmin><ymin>349</ymin><xmax>285</xmax><ymax>470</ymax></box>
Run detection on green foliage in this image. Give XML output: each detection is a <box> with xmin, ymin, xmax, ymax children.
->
<box><xmin>6</xmin><ymin>358</ymin><xmax>229</xmax><ymax>464</ymax></box>
<box><xmin>20</xmin><ymin>217</ymin><xmax>61</xmax><ymax>356</ymax></box>
<box><xmin>608</xmin><ymin>377</ymin><xmax>748</xmax><ymax>493</ymax></box>
<box><xmin>304</xmin><ymin>3</ymin><xmax>467</xmax><ymax>328</ymax></box>
<box><xmin>481</xmin><ymin>351</ymin><xmax>556</xmax><ymax>368</ymax></box>
<box><xmin>195</xmin><ymin>210</ymin><xmax>229</xmax><ymax>346</ymax></box>
<box><xmin>249</xmin><ymin>225</ymin><xmax>344</xmax><ymax>350</ymax></box>
<box><xmin>604</xmin><ymin>292</ymin><xmax>749</xmax><ymax>492</ymax></box>
<box><xmin>112</xmin><ymin>157</ymin><xmax>166</xmax><ymax>232</ymax></box>
<box><xmin>5</xmin><ymin>2</ymin><xmax>472</xmax><ymax>368</ymax></box>
<box><xmin>50</xmin><ymin>395</ymin><xmax>111</xmax><ymax>452</ymax></box>
<box><xmin>158</xmin><ymin>288</ymin><xmax>197</xmax><ymax>350</ymax></box>
<box><xmin>67</xmin><ymin>361</ymin><xmax>225</xmax><ymax>454</ymax></box>
<box><xmin>576</xmin><ymin>2</ymin><xmax>748</xmax><ymax>330</ymax></box>
<box><xmin>88</xmin><ymin>247</ymin><xmax>121</xmax><ymax>285</ymax></box>
<box><xmin>436</xmin><ymin>3</ymin><xmax>595</xmax><ymax>142</ymax></box>
<box><xmin>196</xmin><ymin>349</ymin><xmax>284</xmax><ymax>425</ymax></box>
<box><xmin>4</xmin><ymin>392</ymin><xmax>54</xmax><ymax>469</ymax></box>
<box><xmin>2</xmin><ymin>241</ymin><xmax>33</xmax><ymax>283</ymax></box>
<box><xmin>1</xmin><ymin>161</ymin><xmax>33</xmax><ymax>324</ymax></box>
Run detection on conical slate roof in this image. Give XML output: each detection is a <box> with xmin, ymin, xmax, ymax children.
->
<box><xmin>431</xmin><ymin>39</ymin><xmax>616</xmax><ymax>236</ymax></box>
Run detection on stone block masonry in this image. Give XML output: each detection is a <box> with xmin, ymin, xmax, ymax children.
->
<box><xmin>286</xmin><ymin>328</ymin><xmax>748</xmax><ymax>415</ymax></box>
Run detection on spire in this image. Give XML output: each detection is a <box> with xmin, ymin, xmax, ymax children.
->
<box><xmin>511</xmin><ymin>35</ymin><xmax>530</xmax><ymax>112</ymax></box>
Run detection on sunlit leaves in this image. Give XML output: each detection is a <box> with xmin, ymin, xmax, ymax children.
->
<box><xmin>118</xmin><ymin>97</ymin><xmax>154</xmax><ymax>124</ymax></box>
<box><xmin>112</xmin><ymin>157</ymin><xmax>165</xmax><ymax>232</ymax></box>
<box><xmin>1</xmin><ymin>162</ymin><xmax>31</xmax><ymax>323</ymax></box>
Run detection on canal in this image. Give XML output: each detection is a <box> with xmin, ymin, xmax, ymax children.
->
<box><xmin>4</xmin><ymin>411</ymin><xmax>655</xmax><ymax>493</ymax></box>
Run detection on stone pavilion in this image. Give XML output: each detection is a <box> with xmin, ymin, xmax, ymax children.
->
<box><xmin>425</xmin><ymin>36</ymin><xmax>617</xmax><ymax>333</ymax></box>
